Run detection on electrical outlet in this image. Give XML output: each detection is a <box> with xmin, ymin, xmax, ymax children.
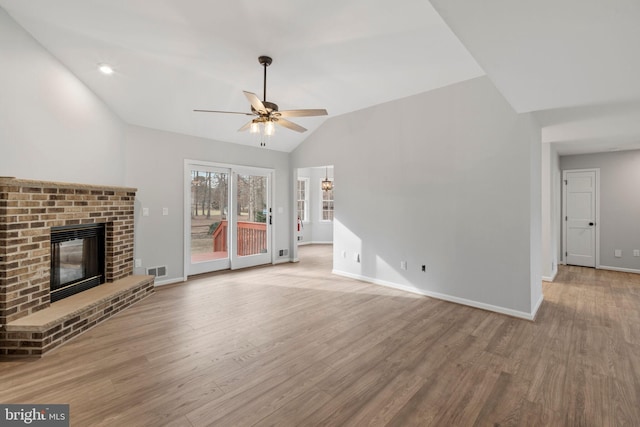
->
<box><xmin>341</xmin><ymin>250</ymin><xmax>347</xmax><ymax>258</ymax></box>
<box><xmin>400</xmin><ymin>261</ymin><xmax>407</xmax><ymax>270</ymax></box>
<box><xmin>634</xmin><ymin>250</ymin><xmax>640</xmax><ymax>257</ymax></box>
<box><xmin>135</xmin><ymin>259</ymin><xmax>142</xmax><ymax>268</ymax></box>
<box><xmin>422</xmin><ymin>265</ymin><xmax>426</xmax><ymax>272</ymax></box>
<box><xmin>615</xmin><ymin>249</ymin><xmax>622</xmax><ymax>258</ymax></box>
<box><xmin>354</xmin><ymin>253</ymin><xmax>360</xmax><ymax>263</ymax></box>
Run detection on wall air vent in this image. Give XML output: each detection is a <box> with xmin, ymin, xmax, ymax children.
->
<box><xmin>147</xmin><ymin>266</ymin><xmax>167</xmax><ymax>277</ymax></box>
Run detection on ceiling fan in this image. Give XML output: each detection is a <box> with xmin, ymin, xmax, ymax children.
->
<box><xmin>194</xmin><ymin>56</ymin><xmax>328</xmax><ymax>146</ymax></box>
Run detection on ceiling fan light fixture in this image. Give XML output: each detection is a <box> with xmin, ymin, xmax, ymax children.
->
<box><xmin>264</xmin><ymin>120</ymin><xmax>275</xmax><ymax>137</ymax></box>
<box><xmin>194</xmin><ymin>55</ymin><xmax>327</xmax><ymax>148</ymax></box>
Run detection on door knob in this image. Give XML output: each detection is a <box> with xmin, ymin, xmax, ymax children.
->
<box><xmin>589</xmin><ymin>222</ymin><xmax>594</xmax><ymax>226</ymax></box>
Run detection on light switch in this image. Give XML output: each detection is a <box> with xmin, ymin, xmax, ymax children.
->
<box><xmin>615</xmin><ymin>249</ymin><xmax>622</xmax><ymax>258</ymax></box>
<box><xmin>142</xmin><ymin>208</ymin><xmax>149</xmax><ymax>217</ymax></box>
<box><xmin>162</xmin><ymin>207</ymin><xmax>169</xmax><ymax>216</ymax></box>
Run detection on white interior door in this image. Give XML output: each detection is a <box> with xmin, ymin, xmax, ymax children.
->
<box><xmin>563</xmin><ymin>169</ymin><xmax>598</xmax><ymax>267</ymax></box>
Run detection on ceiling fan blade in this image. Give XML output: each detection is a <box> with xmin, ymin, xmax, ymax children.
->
<box><xmin>277</xmin><ymin>109</ymin><xmax>328</xmax><ymax>118</ymax></box>
<box><xmin>238</xmin><ymin>121</ymin><xmax>254</xmax><ymax>132</ymax></box>
<box><xmin>194</xmin><ymin>109</ymin><xmax>254</xmax><ymax>116</ymax></box>
<box><xmin>276</xmin><ymin>118</ymin><xmax>307</xmax><ymax>133</ymax></box>
<box><xmin>243</xmin><ymin>91</ymin><xmax>266</xmax><ymax>113</ymax></box>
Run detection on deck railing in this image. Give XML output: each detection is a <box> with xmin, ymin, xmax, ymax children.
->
<box><xmin>212</xmin><ymin>220</ymin><xmax>267</xmax><ymax>256</ymax></box>
<box><xmin>211</xmin><ymin>220</ymin><xmax>228</xmax><ymax>253</ymax></box>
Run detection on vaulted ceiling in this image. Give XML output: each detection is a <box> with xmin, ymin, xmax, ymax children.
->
<box><xmin>2</xmin><ymin>0</ymin><xmax>639</xmax><ymax>154</ymax></box>
<box><xmin>430</xmin><ymin>0</ymin><xmax>640</xmax><ymax>155</ymax></box>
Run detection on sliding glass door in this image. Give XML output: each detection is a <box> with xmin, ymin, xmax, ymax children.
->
<box><xmin>185</xmin><ymin>161</ymin><xmax>272</xmax><ymax>276</ymax></box>
<box><xmin>188</xmin><ymin>165</ymin><xmax>231</xmax><ymax>275</ymax></box>
<box><xmin>231</xmin><ymin>168</ymin><xmax>271</xmax><ymax>269</ymax></box>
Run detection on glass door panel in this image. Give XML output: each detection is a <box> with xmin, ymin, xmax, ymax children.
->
<box><xmin>231</xmin><ymin>169</ymin><xmax>271</xmax><ymax>269</ymax></box>
<box><xmin>236</xmin><ymin>174</ymin><xmax>268</xmax><ymax>256</ymax></box>
<box><xmin>188</xmin><ymin>166</ymin><xmax>230</xmax><ymax>275</ymax></box>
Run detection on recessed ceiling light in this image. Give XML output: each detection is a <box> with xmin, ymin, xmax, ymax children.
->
<box><xmin>98</xmin><ymin>64</ymin><xmax>114</xmax><ymax>75</ymax></box>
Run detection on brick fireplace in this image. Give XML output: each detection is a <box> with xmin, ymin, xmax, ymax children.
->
<box><xmin>0</xmin><ymin>178</ymin><xmax>154</xmax><ymax>357</ymax></box>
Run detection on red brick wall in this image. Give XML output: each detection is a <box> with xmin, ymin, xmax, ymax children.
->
<box><xmin>3</xmin><ymin>277</ymin><xmax>154</xmax><ymax>357</ymax></box>
<box><xmin>0</xmin><ymin>178</ymin><xmax>137</xmax><ymax>327</ymax></box>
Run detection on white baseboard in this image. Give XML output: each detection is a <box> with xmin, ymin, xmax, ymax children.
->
<box><xmin>598</xmin><ymin>265</ymin><xmax>640</xmax><ymax>274</ymax></box>
<box><xmin>154</xmin><ymin>277</ymin><xmax>185</xmax><ymax>287</ymax></box>
<box><xmin>298</xmin><ymin>241</ymin><xmax>332</xmax><ymax>246</ymax></box>
<box><xmin>542</xmin><ymin>268</ymin><xmax>558</xmax><ymax>282</ymax></box>
<box><xmin>531</xmin><ymin>294</ymin><xmax>544</xmax><ymax>320</ymax></box>
<box><xmin>332</xmin><ymin>269</ymin><xmax>538</xmax><ymax>320</ymax></box>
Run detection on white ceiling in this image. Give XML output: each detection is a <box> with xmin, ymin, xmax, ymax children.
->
<box><xmin>430</xmin><ymin>0</ymin><xmax>640</xmax><ymax>155</ymax></box>
<box><xmin>2</xmin><ymin>0</ymin><xmax>639</xmax><ymax>155</ymax></box>
<box><xmin>0</xmin><ymin>0</ymin><xmax>484</xmax><ymax>152</ymax></box>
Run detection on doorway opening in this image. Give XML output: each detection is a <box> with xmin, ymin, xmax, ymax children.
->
<box><xmin>294</xmin><ymin>165</ymin><xmax>334</xmax><ymax>261</ymax></box>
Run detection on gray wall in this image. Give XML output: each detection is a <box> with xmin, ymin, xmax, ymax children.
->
<box><xmin>560</xmin><ymin>149</ymin><xmax>640</xmax><ymax>272</ymax></box>
<box><xmin>0</xmin><ymin>8</ymin><xmax>125</xmax><ymax>186</ymax></box>
<box><xmin>292</xmin><ymin>76</ymin><xmax>542</xmax><ymax>318</ymax></box>
<box><xmin>124</xmin><ymin>125</ymin><xmax>291</xmax><ymax>284</ymax></box>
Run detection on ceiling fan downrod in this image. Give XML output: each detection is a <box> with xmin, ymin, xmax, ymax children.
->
<box><xmin>258</xmin><ymin>56</ymin><xmax>272</xmax><ymax>103</ymax></box>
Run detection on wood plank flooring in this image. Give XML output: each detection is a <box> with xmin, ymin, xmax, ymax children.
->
<box><xmin>1</xmin><ymin>245</ymin><xmax>639</xmax><ymax>426</ymax></box>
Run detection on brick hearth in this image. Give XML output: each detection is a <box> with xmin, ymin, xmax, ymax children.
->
<box><xmin>0</xmin><ymin>177</ymin><xmax>154</xmax><ymax>357</ymax></box>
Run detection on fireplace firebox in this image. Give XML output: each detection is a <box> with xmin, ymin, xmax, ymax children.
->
<box><xmin>50</xmin><ymin>223</ymin><xmax>106</xmax><ymax>302</ymax></box>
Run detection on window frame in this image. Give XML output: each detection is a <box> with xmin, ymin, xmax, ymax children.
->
<box><xmin>319</xmin><ymin>178</ymin><xmax>334</xmax><ymax>222</ymax></box>
<box><xmin>297</xmin><ymin>177</ymin><xmax>309</xmax><ymax>223</ymax></box>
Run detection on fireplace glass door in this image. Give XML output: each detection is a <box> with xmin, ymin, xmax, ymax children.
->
<box><xmin>50</xmin><ymin>224</ymin><xmax>105</xmax><ymax>302</ymax></box>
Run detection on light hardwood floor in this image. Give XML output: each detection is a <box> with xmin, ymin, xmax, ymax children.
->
<box><xmin>1</xmin><ymin>245</ymin><xmax>639</xmax><ymax>426</ymax></box>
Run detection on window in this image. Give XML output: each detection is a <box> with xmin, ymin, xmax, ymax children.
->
<box><xmin>297</xmin><ymin>178</ymin><xmax>309</xmax><ymax>222</ymax></box>
<box><xmin>321</xmin><ymin>180</ymin><xmax>334</xmax><ymax>221</ymax></box>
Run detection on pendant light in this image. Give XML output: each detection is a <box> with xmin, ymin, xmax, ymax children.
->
<box><xmin>322</xmin><ymin>167</ymin><xmax>333</xmax><ymax>191</ymax></box>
